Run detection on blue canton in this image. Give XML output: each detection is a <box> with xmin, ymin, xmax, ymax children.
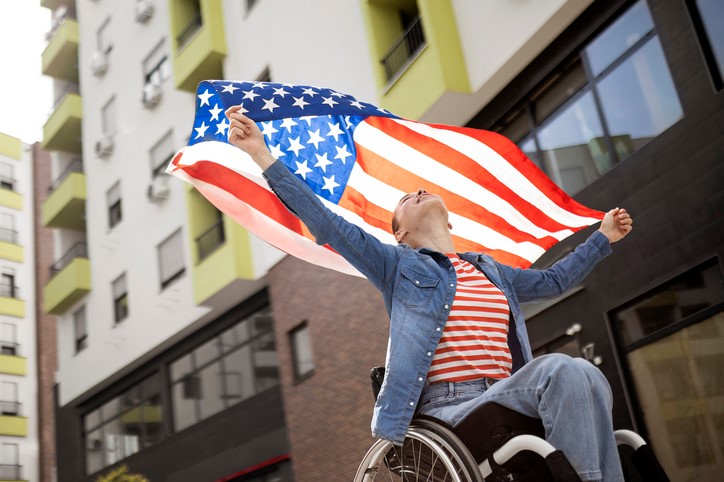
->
<box><xmin>188</xmin><ymin>80</ymin><xmax>397</xmax><ymax>204</ymax></box>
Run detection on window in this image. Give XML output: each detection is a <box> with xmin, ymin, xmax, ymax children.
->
<box><xmin>609</xmin><ymin>259</ymin><xmax>724</xmax><ymax>480</ymax></box>
<box><xmin>157</xmin><ymin>229</ymin><xmax>185</xmax><ymax>289</ymax></box>
<box><xmin>169</xmin><ymin>306</ymin><xmax>279</xmax><ymax>431</ymax></box>
<box><xmin>290</xmin><ymin>322</ymin><xmax>315</xmax><ymax>380</ymax></box>
<box><xmin>112</xmin><ymin>274</ymin><xmax>128</xmax><ymax>324</ymax></box>
<box><xmin>0</xmin><ymin>213</ymin><xmax>17</xmax><ymax>244</ymax></box>
<box><xmin>101</xmin><ymin>96</ymin><xmax>117</xmax><ymax>137</ymax></box>
<box><xmin>97</xmin><ymin>17</ymin><xmax>112</xmax><ymax>54</ymax></box>
<box><xmin>495</xmin><ymin>0</ymin><xmax>683</xmax><ymax>195</ymax></box>
<box><xmin>82</xmin><ymin>373</ymin><xmax>164</xmax><ymax>475</ymax></box>
<box><xmin>0</xmin><ymin>271</ymin><xmax>16</xmax><ymax>299</ymax></box>
<box><xmin>686</xmin><ymin>0</ymin><xmax>724</xmax><ymax>90</ymax></box>
<box><xmin>0</xmin><ymin>443</ymin><xmax>20</xmax><ymax>480</ymax></box>
<box><xmin>245</xmin><ymin>0</ymin><xmax>260</xmax><ymax>13</ymax></box>
<box><xmin>143</xmin><ymin>40</ymin><xmax>171</xmax><ymax>88</ymax></box>
<box><xmin>0</xmin><ymin>323</ymin><xmax>17</xmax><ymax>356</ymax></box>
<box><xmin>195</xmin><ymin>208</ymin><xmax>225</xmax><ymax>261</ymax></box>
<box><xmin>150</xmin><ymin>131</ymin><xmax>174</xmax><ymax>178</ymax></box>
<box><xmin>380</xmin><ymin>1</ymin><xmax>426</xmax><ymax>82</ymax></box>
<box><xmin>0</xmin><ymin>382</ymin><xmax>18</xmax><ymax>416</ymax></box>
<box><xmin>107</xmin><ymin>182</ymin><xmax>122</xmax><ymax>229</ymax></box>
<box><xmin>0</xmin><ymin>163</ymin><xmax>14</xmax><ymax>191</ymax></box>
<box><xmin>74</xmin><ymin>306</ymin><xmax>88</xmax><ymax>354</ymax></box>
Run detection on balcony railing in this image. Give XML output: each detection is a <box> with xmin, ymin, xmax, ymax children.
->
<box><xmin>0</xmin><ymin>283</ymin><xmax>18</xmax><ymax>299</ymax></box>
<box><xmin>0</xmin><ymin>464</ymin><xmax>22</xmax><ymax>480</ymax></box>
<box><xmin>50</xmin><ymin>242</ymin><xmax>88</xmax><ymax>278</ymax></box>
<box><xmin>0</xmin><ymin>227</ymin><xmax>18</xmax><ymax>245</ymax></box>
<box><xmin>381</xmin><ymin>15</ymin><xmax>426</xmax><ymax>81</ymax></box>
<box><xmin>196</xmin><ymin>220</ymin><xmax>225</xmax><ymax>261</ymax></box>
<box><xmin>48</xmin><ymin>83</ymin><xmax>80</xmax><ymax>119</ymax></box>
<box><xmin>177</xmin><ymin>13</ymin><xmax>203</xmax><ymax>50</ymax></box>
<box><xmin>0</xmin><ymin>400</ymin><xmax>21</xmax><ymax>416</ymax></box>
<box><xmin>48</xmin><ymin>158</ymin><xmax>83</xmax><ymax>193</ymax></box>
<box><xmin>0</xmin><ymin>340</ymin><xmax>18</xmax><ymax>356</ymax></box>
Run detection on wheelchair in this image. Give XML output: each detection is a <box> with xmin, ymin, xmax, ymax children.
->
<box><xmin>354</xmin><ymin>367</ymin><xmax>670</xmax><ymax>482</ymax></box>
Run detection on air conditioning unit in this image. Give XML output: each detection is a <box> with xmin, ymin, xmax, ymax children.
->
<box><xmin>135</xmin><ymin>0</ymin><xmax>155</xmax><ymax>23</ymax></box>
<box><xmin>147</xmin><ymin>176</ymin><xmax>170</xmax><ymax>202</ymax></box>
<box><xmin>90</xmin><ymin>51</ymin><xmax>109</xmax><ymax>77</ymax></box>
<box><xmin>95</xmin><ymin>136</ymin><xmax>114</xmax><ymax>159</ymax></box>
<box><xmin>142</xmin><ymin>82</ymin><xmax>162</xmax><ymax>108</ymax></box>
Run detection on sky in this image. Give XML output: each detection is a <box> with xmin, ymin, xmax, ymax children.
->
<box><xmin>0</xmin><ymin>1</ymin><xmax>52</xmax><ymax>143</ymax></box>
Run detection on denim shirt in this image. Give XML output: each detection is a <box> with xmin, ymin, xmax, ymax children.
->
<box><xmin>262</xmin><ymin>160</ymin><xmax>612</xmax><ymax>445</ymax></box>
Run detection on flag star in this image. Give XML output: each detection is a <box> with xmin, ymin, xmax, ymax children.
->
<box><xmin>260</xmin><ymin>121</ymin><xmax>279</xmax><ymax>139</ymax></box>
<box><xmin>299</xmin><ymin>115</ymin><xmax>317</xmax><ymax>125</ymax></box>
<box><xmin>250</xmin><ymin>81</ymin><xmax>267</xmax><ymax>89</ymax></box>
<box><xmin>292</xmin><ymin>96</ymin><xmax>309</xmax><ymax>109</ymax></box>
<box><xmin>302</xmin><ymin>87</ymin><xmax>318</xmax><ymax>97</ymax></box>
<box><xmin>221</xmin><ymin>84</ymin><xmax>239</xmax><ymax>94</ymax></box>
<box><xmin>294</xmin><ymin>160</ymin><xmax>313</xmax><ymax>179</ymax></box>
<box><xmin>215</xmin><ymin>118</ymin><xmax>229</xmax><ymax>135</ymax></box>
<box><xmin>279</xmin><ymin>118</ymin><xmax>298</xmax><ymax>133</ymax></box>
<box><xmin>326</xmin><ymin>122</ymin><xmax>344</xmax><ymax>141</ymax></box>
<box><xmin>197</xmin><ymin>89</ymin><xmax>213</xmax><ymax>107</ymax></box>
<box><xmin>262</xmin><ymin>98</ymin><xmax>280</xmax><ymax>112</ymax></box>
<box><xmin>377</xmin><ymin>106</ymin><xmax>390</xmax><ymax>114</ymax></box>
<box><xmin>242</xmin><ymin>90</ymin><xmax>260</xmax><ymax>101</ymax></box>
<box><xmin>322</xmin><ymin>175</ymin><xmax>340</xmax><ymax>194</ymax></box>
<box><xmin>306</xmin><ymin>129</ymin><xmax>325</xmax><ymax>149</ymax></box>
<box><xmin>194</xmin><ymin>121</ymin><xmax>209</xmax><ymax>139</ymax></box>
<box><xmin>330</xmin><ymin>91</ymin><xmax>345</xmax><ymax>98</ymax></box>
<box><xmin>334</xmin><ymin>144</ymin><xmax>353</xmax><ymax>164</ymax></box>
<box><xmin>344</xmin><ymin>116</ymin><xmax>354</xmax><ymax>128</ymax></box>
<box><xmin>269</xmin><ymin>144</ymin><xmax>285</xmax><ymax>160</ymax></box>
<box><xmin>322</xmin><ymin>96</ymin><xmax>338</xmax><ymax>107</ymax></box>
<box><xmin>273</xmin><ymin>87</ymin><xmax>290</xmax><ymax>98</ymax></box>
<box><xmin>208</xmin><ymin>103</ymin><xmax>223</xmax><ymax>121</ymax></box>
<box><xmin>349</xmin><ymin>100</ymin><xmax>365</xmax><ymax>109</ymax></box>
<box><xmin>315</xmin><ymin>153</ymin><xmax>333</xmax><ymax>172</ymax></box>
<box><xmin>287</xmin><ymin>136</ymin><xmax>305</xmax><ymax>156</ymax></box>
<box><xmin>237</xmin><ymin>103</ymin><xmax>249</xmax><ymax>115</ymax></box>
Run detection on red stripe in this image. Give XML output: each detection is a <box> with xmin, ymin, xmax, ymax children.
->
<box><xmin>216</xmin><ymin>454</ymin><xmax>291</xmax><ymax>482</ymax></box>
<box><xmin>364</xmin><ymin>116</ymin><xmax>596</xmax><ymax>232</ymax></box>
<box><xmin>424</xmin><ymin>121</ymin><xmax>604</xmax><ymax>221</ymax></box>
<box><xmin>435</xmin><ymin>344</ymin><xmax>511</xmax><ymax>355</ymax></box>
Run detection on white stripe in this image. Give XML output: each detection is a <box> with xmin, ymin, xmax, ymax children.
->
<box><xmin>431</xmin><ymin>358</ymin><xmax>513</xmax><ymax>370</ymax></box>
<box><xmin>345</xmin><ymin>162</ymin><xmax>544</xmax><ymax>262</ymax></box>
<box><xmin>445</xmin><ymin>319</ymin><xmax>509</xmax><ymax>329</ymax></box>
<box><xmin>354</xmin><ymin>121</ymin><xmax>579</xmax><ymax>240</ymax></box>
<box><xmin>394</xmin><ymin>119</ymin><xmax>602</xmax><ymax>228</ymax></box>
<box><xmin>437</xmin><ymin>339</ymin><xmax>510</xmax><ymax>350</ymax></box>
<box><xmin>439</xmin><ymin>328</ymin><xmax>508</xmax><ymax>338</ymax></box>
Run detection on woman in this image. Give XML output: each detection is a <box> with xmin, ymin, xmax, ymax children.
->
<box><xmin>225</xmin><ymin>106</ymin><xmax>633</xmax><ymax>482</ymax></box>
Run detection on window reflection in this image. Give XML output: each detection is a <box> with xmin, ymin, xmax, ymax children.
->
<box><xmin>597</xmin><ymin>37</ymin><xmax>683</xmax><ymax>161</ymax></box>
<box><xmin>584</xmin><ymin>1</ymin><xmax>654</xmax><ymax>76</ymax></box>
<box><xmin>537</xmin><ymin>92</ymin><xmax>609</xmax><ymax>194</ymax></box>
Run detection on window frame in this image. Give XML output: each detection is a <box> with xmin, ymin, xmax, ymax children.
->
<box><xmin>112</xmin><ymin>273</ymin><xmax>128</xmax><ymax>324</ymax></box>
<box><xmin>290</xmin><ymin>321</ymin><xmax>315</xmax><ymax>381</ymax></box>
<box><xmin>106</xmin><ymin>182</ymin><xmax>122</xmax><ymax>229</ymax></box>
<box><xmin>73</xmin><ymin>306</ymin><xmax>88</xmax><ymax>354</ymax></box>
<box><xmin>685</xmin><ymin>0</ymin><xmax>724</xmax><ymax>91</ymax></box>
<box><xmin>157</xmin><ymin>228</ymin><xmax>185</xmax><ymax>290</ymax></box>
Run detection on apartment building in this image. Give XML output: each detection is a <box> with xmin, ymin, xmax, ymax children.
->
<box><xmin>0</xmin><ymin>133</ymin><xmax>40</xmax><ymax>482</ymax></box>
<box><xmin>38</xmin><ymin>0</ymin><xmax>722</xmax><ymax>481</ymax></box>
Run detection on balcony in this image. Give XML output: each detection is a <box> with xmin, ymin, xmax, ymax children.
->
<box><xmin>44</xmin><ymin>243</ymin><xmax>90</xmax><ymax>315</ymax></box>
<box><xmin>0</xmin><ymin>411</ymin><xmax>27</xmax><ymax>437</ymax></box>
<box><xmin>170</xmin><ymin>0</ymin><xmax>227</xmax><ymax>92</ymax></box>
<box><xmin>42</xmin><ymin>17</ymin><xmax>79</xmax><ymax>83</ymax></box>
<box><xmin>0</xmin><ymin>178</ymin><xmax>21</xmax><ymax>211</ymax></box>
<box><xmin>362</xmin><ymin>0</ymin><xmax>470</xmax><ymax>119</ymax></box>
<box><xmin>0</xmin><ymin>228</ymin><xmax>22</xmax><ymax>263</ymax></box>
<box><xmin>0</xmin><ymin>352</ymin><xmax>26</xmax><ymax>377</ymax></box>
<box><xmin>42</xmin><ymin>160</ymin><xmax>86</xmax><ymax>230</ymax></box>
<box><xmin>41</xmin><ymin>0</ymin><xmax>66</xmax><ymax>9</ymax></box>
<box><xmin>0</xmin><ymin>464</ymin><xmax>24</xmax><ymax>481</ymax></box>
<box><xmin>0</xmin><ymin>284</ymin><xmax>24</xmax><ymax>319</ymax></box>
<box><xmin>0</xmin><ymin>132</ymin><xmax>21</xmax><ymax>160</ymax></box>
<box><xmin>42</xmin><ymin>90</ymin><xmax>82</xmax><ymax>154</ymax></box>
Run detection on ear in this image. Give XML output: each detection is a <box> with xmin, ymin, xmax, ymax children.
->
<box><xmin>394</xmin><ymin>229</ymin><xmax>407</xmax><ymax>244</ymax></box>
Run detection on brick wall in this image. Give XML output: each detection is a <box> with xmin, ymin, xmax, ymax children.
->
<box><xmin>31</xmin><ymin>143</ymin><xmax>58</xmax><ymax>482</ymax></box>
<box><xmin>267</xmin><ymin>256</ymin><xmax>389</xmax><ymax>481</ymax></box>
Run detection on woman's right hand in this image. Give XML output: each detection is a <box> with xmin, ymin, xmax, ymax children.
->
<box><xmin>225</xmin><ymin>106</ymin><xmax>276</xmax><ymax>170</ymax></box>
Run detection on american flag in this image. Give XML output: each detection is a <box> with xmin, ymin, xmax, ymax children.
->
<box><xmin>167</xmin><ymin>80</ymin><xmax>603</xmax><ymax>276</ymax></box>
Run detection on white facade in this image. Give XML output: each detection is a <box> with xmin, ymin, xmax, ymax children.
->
<box><xmin>0</xmin><ymin>138</ymin><xmax>39</xmax><ymax>482</ymax></box>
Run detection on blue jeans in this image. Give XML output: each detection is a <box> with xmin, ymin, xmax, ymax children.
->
<box><xmin>417</xmin><ymin>354</ymin><xmax>624</xmax><ymax>482</ymax></box>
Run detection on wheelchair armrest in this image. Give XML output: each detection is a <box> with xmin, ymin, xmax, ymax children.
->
<box><xmin>370</xmin><ymin>366</ymin><xmax>385</xmax><ymax>401</ymax></box>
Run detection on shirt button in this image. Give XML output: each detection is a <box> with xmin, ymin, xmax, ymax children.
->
<box><xmin>418</xmin><ymin>377</ymin><xmax>423</xmax><ymax>382</ymax></box>
<box><xmin>409</xmin><ymin>402</ymin><xmax>414</xmax><ymax>406</ymax></box>
<box><xmin>444</xmin><ymin>304</ymin><xmax>449</xmax><ymax>309</ymax></box>
<box><xmin>427</xmin><ymin>351</ymin><xmax>432</xmax><ymax>356</ymax></box>
<box><xmin>415</xmin><ymin>280</ymin><xmax>420</xmax><ymax>285</ymax></box>
<box><xmin>436</xmin><ymin>327</ymin><xmax>441</xmax><ymax>332</ymax></box>
<box><xmin>450</xmin><ymin>283</ymin><xmax>454</xmax><ymax>287</ymax></box>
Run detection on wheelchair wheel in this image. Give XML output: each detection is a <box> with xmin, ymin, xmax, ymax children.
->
<box><xmin>354</xmin><ymin>418</ymin><xmax>483</xmax><ymax>482</ymax></box>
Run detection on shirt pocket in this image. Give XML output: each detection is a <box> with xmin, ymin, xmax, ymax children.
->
<box><xmin>393</xmin><ymin>267</ymin><xmax>439</xmax><ymax>308</ymax></box>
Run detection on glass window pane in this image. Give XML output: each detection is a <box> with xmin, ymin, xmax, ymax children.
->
<box><xmin>84</xmin><ymin>408</ymin><xmax>102</xmax><ymax>432</ymax></box>
<box><xmin>596</xmin><ymin>37</ymin><xmax>683</xmax><ymax>162</ymax></box>
<box><xmin>172</xmin><ymin>380</ymin><xmax>197</xmax><ymax>432</ymax></box>
<box><xmin>584</xmin><ymin>1</ymin><xmax>654</xmax><ymax>76</ymax></box>
<box><xmin>101</xmin><ymin>397</ymin><xmax>121</xmax><ymax>421</ymax></box>
<box><xmin>532</xmin><ymin>61</ymin><xmax>588</xmax><ymax>123</ymax></box>
<box><xmin>497</xmin><ymin>109</ymin><xmax>530</xmax><ymax>143</ymax></box>
<box><xmin>158</xmin><ymin>229</ymin><xmax>184</xmax><ymax>287</ymax></box>
<box><xmin>536</xmin><ymin>92</ymin><xmax>610</xmax><ymax>195</ymax></box>
<box><xmin>519</xmin><ymin>135</ymin><xmax>541</xmax><ymax>170</ymax></box>
<box><xmin>102</xmin><ymin>417</ymin><xmax>140</xmax><ymax>466</ymax></box>
<box><xmin>291</xmin><ymin>324</ymin><xmax>314</xmax><ymax>378</ymax></box>
<box><xmin>625</xmin><ymin>312</ymin><xmax>724</xmax><ymax>479</ymax></box>
<box><xmin>222</xmin><ymin>345</ymin><xmax>255</xmax><ymax>403</ymax></box>
<box><xmin>170</xmin><ymin>354</ymin><xmax>193</xmax><ymax>382</ymax></box>
<box><xmin>197</xmin><ymin>361</ymin><xmax>225</xmax><ymax>420</ymax></box>
<box><xmin>694</xmin><ymin>0</ymin><xmax>724</xmax><ymax>87</ymax></box>
<box><xmin>101</xmin><ymin>97</ymin><xmax>117</xmax><ymax>136</ymax></box>
<box><xmin>194</xmin><ymin>337</ymin><xmax>221</xmax><ymax>369</ymax></box>
<box><xmin>85</xmin><ymin>428</ymin><xmax>104</xmax><ymax>475</ymax></box>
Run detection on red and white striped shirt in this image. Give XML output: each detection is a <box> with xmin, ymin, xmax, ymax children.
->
<box><xmin>427</xmin><ymin>254</ymin><xmax>513</xmax><ymax>384</ymax></box>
